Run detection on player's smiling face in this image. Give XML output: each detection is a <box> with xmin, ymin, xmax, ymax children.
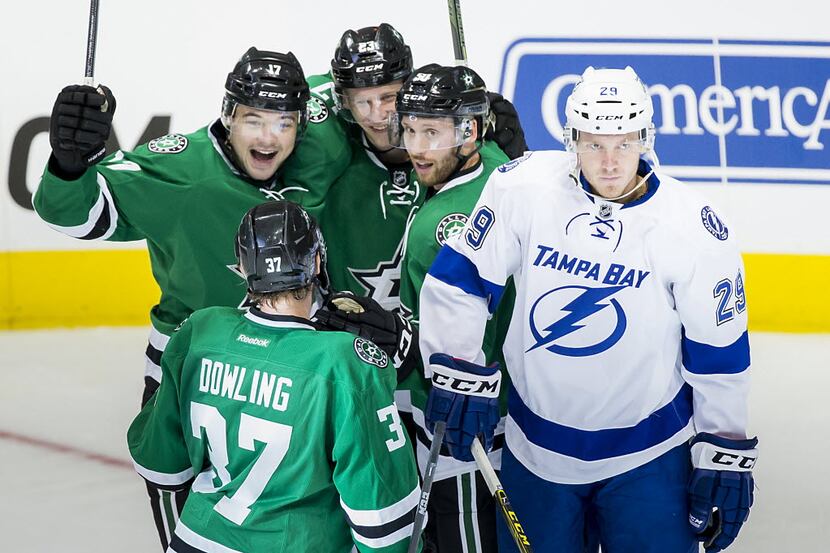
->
<box><xmin>343</xmin><ymin>81</ymin><xmax>402</xmax><ymax>150</ymax></box>
<box><xmin>577</xmin><ymin>131</ymin><xmax>643</xmax><ymax>200</ymax></box>
<box><xmin>403</xmin><ymin>115</ymin><xmax>477</xmax><ymax>188</ymax></box>
<box><xmin>228</xmin><ymin>105</ymin><xmax>298</xmax><ymax>180</ymax></box>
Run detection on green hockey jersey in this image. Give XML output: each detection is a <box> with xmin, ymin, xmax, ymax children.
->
<box><xmin>34</xmin><ymin>104</ymin><xmax>350</xmax><ymax>379</ymax></box>
<box><xmin>397</xmin><ymin>143</ymin><xmax>515</xmax><ymax>480</ymax></box>
<box><xmin>128</xmin><ymin>306</ymin><xmax>421</xmax><ymax>553</ymax></box>
<box><xmin>305</xmin><ymin>73</ymin><xmax>426</xmax><ymax>310</ymax></box>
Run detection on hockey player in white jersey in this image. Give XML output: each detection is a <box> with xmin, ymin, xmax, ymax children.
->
<box><xmin>418</xmin><ymin>66</ymin><xmax>757</xmax><ymax>552</ymax></box>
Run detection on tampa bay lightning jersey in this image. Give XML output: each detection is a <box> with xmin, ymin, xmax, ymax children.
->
<box><xmin>419</xmin><ymin>150</ymin><xmax>751</xmax><ymax>484</ymax></box>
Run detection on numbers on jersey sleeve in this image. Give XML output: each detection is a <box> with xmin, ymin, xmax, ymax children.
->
<box><xmin>376</xmin><ymin>405</ymin><xmax>406</xmax><ymax>452</ymax></box>
<box><xmin>465</xmin><ymin>206</ymin><xmax>495</xmax><ymax>250</ymax></box>
<box><xmin>713</xmin><ymin>272</ymin><xmax>747</xmax><ymax>325</ymax></box>
<box><xmin>190</xmin><ymin>402</ymin><xmax>293</xmax><ymax>525</ymax></box>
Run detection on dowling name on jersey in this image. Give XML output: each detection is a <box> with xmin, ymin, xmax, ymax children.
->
<box><xmin>532</xmin><ymin>244</ymin><xmax>650</xmax><ymax>288</ymax></box>
<box><xmin>199</xmin><ymin>356</ymin><xmax>292</xmax><ymax>411</ymax></box>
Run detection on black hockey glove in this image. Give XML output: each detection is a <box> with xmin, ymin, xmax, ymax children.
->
<box><xmin>485</xmin><ymin>92</ymin><xmax>528</xmax><ymax>160</ymax></box>
<box><xmin>314</xmin><ymin>292</ymin><xmax>419</xmax><ymax>382</ymax></box>
<box><xmin>48</xmin><ymin>84</ymin><xmax>116</xmax><ymax>179</ymax></box>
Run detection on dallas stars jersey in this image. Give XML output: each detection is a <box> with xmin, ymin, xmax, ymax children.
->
<box><xmin>128</xmin><ymin>306</ymin><xmax>421</xmax><ymax>553</ymax></box>
<box><xmin>397</xmin><ymin>142</ymin><xmax>513</xmax><ymax>481</ymax></box>
<box><xmin>308</xmin><ymin>73</ymin><xmax>426</xmax><ymax>310</ymax></box>
<box><xmin>419</xmin><ymin>150</ymin><xmax>751</xmax><ymax>485</ymax></box>
<box><xmin>34</xmin><ymin>107</ymin><xmax>350</xmax><ymax>381</ymax></box>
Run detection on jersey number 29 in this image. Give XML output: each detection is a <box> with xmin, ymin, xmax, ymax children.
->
<box><xmin>190</xmin><ymin>402</ymin><xmax>292</xmax><ymax>525</ymax></box>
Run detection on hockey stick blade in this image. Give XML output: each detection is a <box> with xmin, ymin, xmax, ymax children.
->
<box><xmin>407</xmin><ymin>421</ymin><xmax>447</xmax><ymax>553</ymax></box>
<box><xmin>471</xmin><ymin>438</ymin><xmax>533</xmax><ymax>553</ymax></box>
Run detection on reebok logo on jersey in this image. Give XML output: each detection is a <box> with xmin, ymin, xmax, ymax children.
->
<box><xmin>237</xmin><ymin>334</ymin><xmax>271</xmax><ymax>347</ymax></box>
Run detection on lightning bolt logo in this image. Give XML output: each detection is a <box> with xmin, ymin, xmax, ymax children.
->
<box><xmin>527</xmin><ymin>285</ymin><xmax>628</xmax><ymax>357</ymax></box>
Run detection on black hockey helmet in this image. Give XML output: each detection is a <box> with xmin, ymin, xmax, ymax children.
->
<box><xmin>235</xmin><ymin>201</ymin><xmax>329</xmax><ymax>295</ymax></box>
<box><xmin>330</xmin><ymin>23</ymin><xmax>413</xmax><ymax>91</ymax></box>
<box><xmin>391</xmin><ymin>64</ymin><xmax>491</xmax><ymax>147</ymax></box>
<box><xmin>222</xmin><ymin>48</ymin><xmax>311</xmax><ymax>134</ymax></box>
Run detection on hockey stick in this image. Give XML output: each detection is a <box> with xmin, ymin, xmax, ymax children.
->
<box><xmin>407</xmin><ymin>421</ymin><xmax>447</xmax><ymax>553</ymax></box>
<box><xmin>446</xmin><ymin>0</ymin><xmax>468</xmax><ymax>66</ymax></box>
<box><xmin>83</xmin><ymin>0</ymin><xmax>109</xmax><ymax>111</ymax></box>
<box><xmin>84</xmin><ymin>0</ymin><xmax>101</xmax><ymax>86</ymax></box>
<box><xmin>471</xmin><ymin>437</ymin><xmax>534</xmax><ymax>553</ymax></box>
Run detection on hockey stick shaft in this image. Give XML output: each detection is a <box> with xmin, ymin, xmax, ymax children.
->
<box><xmin>407</xmin><ymin>421</ymin><xmax>447</xmax><ymax>553</ymax></box>
<box><xmin>446</xmin><ymin>0</ymin><xmax>468</xmax><ymax>66</ymax></box>
<box><xmin>84</xmin><ymin>0</ymin><xmax>101</xmax><ymax>86</ymax></box>
<box><xmin>471</xmin><ymin>438</ymin><xmax>534</xmax><ymax>553</ymax></box>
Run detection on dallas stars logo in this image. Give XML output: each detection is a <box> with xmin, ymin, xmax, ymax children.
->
<box><xmin>349</xmin><ymin>240</ymin><xmax>404</xmax><ymax>311</ymax></box>
<box><xmin>436</xmin><ymin>212</ymin><xmax>468</xmax><ymax>246</ymax></box>
<box><xmin>462</xmin><ymin>72</ymin><xmax>475</xmax><ymax>88</ymax></box>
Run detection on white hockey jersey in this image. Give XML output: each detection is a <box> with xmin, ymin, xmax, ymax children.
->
<box><xmin>419</xmin><ymin>150</ymin><xmax>751</xmax><ymax>485</ymax></box>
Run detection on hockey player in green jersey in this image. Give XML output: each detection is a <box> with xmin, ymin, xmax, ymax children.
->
<box><xmin>128</xmin><ymin>200</ymin><xmax>422</xmax><ymax>553</ymax></box>
<box><xmin>34</xmin><ymin>48</ymin><xmax>350</xmax><ymax>550</ymax></box>
<box><xmin>312</xmin><ymin>23</ymin><xmax>527</xmax><ymax>312</ymax></box>
<box><xmin>393</xmin><ymin>64</ymin><xmax>514</xmax><ymax>553</ymax></box>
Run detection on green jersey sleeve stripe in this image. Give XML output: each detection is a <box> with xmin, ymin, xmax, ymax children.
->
<box><xmin>41</xmin><ymin>173</ymin><xmax>118</xmax><ymax>240</ymax></box>
<box><xmin>131</xmin><ymin>459</ymin><xmax>194</xmax><ymax>487</ymax></box>
<box><xmin>340</xmin><ymin>484</ymin><xmax>420</xmax><ymax>527</ymax></box>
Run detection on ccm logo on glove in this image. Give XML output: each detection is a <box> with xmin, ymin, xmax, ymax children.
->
<box><xmin>430</xmin><ymin>364</ymin><xmax>501</xmax><ymax>398</ymax></box>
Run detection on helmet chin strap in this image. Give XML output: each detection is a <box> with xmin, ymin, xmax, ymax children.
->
<box><xmin>578</xmin><ymin>167</ymin><xmax>654</xmax><ymax>204</ymax></box>
<box><xmin>446</xmin><ymin>141</ymin><xmax>483</xmax><ymax>183</ymax></box>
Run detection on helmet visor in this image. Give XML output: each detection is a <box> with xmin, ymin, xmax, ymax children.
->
<box><xmin>226</xmin><ymin>109</ymin><xmax>301</xmax><ymax>139</ymax></box>
<box><xmin>572</xmin><ymin>134</ymin><xmax>648</xmax><ymax>156</ymax></box>
<box><xmin>335</xmin><ymin>83</ymin><xmax>401</xmax><ymax>124</ymax></box>
<box><xmin>389</xmin><ymin>112</ymin><xmax>475</xmax><ymax>151</ymax></box>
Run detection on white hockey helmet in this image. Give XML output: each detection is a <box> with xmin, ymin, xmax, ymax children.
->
<box><xmin>563</xmin><ymin>66</ymin><xmax>655</xmax><ymax>153</ymax></box>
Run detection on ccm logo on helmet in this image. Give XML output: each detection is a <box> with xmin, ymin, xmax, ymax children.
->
<box><xmin>712</xmin><ymin>452</ymin><xmax>757</xmax><ymax>470</ymax></box>
<box><xmin>258</xmin><ymin>91</ymin><xmax>288</xmax><ymax>99</ymax></box>
<box><xmin>356</xmin><ymin>64</ymin><xmax>384</xmax><ymax>73</ymax></box>
<box><xmin>403</xmin><ymin>94</ymin><xmax>428</xmax><ymax>102</ymax></box>
<box><xmin>595</xmin><ymin>115</ymin><xmax>624</xmax><ymax>120</ymax></box>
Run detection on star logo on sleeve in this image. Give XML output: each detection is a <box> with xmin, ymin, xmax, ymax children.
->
<box><xmin>348</xmin><ymin>240</ymin><xmax>404</xmax><ymax>311</ymax></box>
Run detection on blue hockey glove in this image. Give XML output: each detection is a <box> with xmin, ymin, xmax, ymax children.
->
<box><xmin>425</xmin><ymin>353</ymin><xmax>501</xmax><ymax>462</ymax></box>
<box><xmin>688</xmin><ymin>433</ymin><xmax>758</xmax><ymax>552</ymax></box>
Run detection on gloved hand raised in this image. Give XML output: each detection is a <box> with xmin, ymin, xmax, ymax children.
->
<box><xmin>314</xmin><ymin>291</ymin><xmax>417</xmax><ymax>382</ymax></box>
<box><xmin>425</xmin><ymin>353</ymin><xmax>501</xmax><ymax>462</ymax></box>
<box><xmin>485</xmin><ymin>92</ymin><xmax>527</xmax><ymax>160</ymax></box>
<box><xmin>688</xmin><ymin>432</ymin><xmax>758</xmax><ymax>552</ymax></box>
<box><xmin>49</xmin><ymin>84</ymin><xmax>116</xmax><ymax>179</ymax></box>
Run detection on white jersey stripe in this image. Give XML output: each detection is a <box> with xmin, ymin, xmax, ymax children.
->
<box><xmin>340</xmin><ymin>485</ymin><xmax>419</xmax><ymax>528</ymax></box>
<box><xmin>132</xmin><ymin>460</ymin><xmax>194</xmax><ymax>487</ymax></box>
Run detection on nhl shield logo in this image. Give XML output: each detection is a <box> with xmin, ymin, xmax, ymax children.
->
<box><xmin>436</xmin><ymin>213</ymin><xmax>468</xmax><ymax>246</ymax></box>
<box><xmin>148</xmin><ymin>134</ymin><xmax>188</xmax><ymax>154</ymax></box>
<box><xmin>354</xmin><ymin>338</ymin><xmax>389</xmax><ymax>368</ymax></box>
<box><xmin>392</xmin><ymin>170</ymin><xmax>408</xmax><ymax>187</ymax></box>
<box><xmin>307</xmin><ymin>97</ymin><xmax>329</xmax><ymax>123</ymax></box>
